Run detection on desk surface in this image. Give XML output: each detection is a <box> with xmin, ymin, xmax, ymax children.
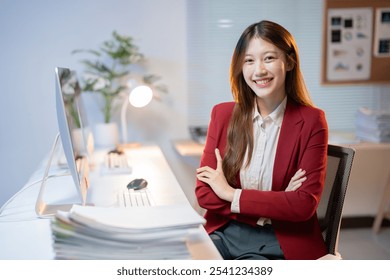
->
<box><xmin>0</xmin><ymin>145</ymin><xmax>221</xmax><ymax>260</ymax></box>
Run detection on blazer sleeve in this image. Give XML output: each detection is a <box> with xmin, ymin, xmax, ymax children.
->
<box><xmin>195</xmin><ymin>103</ymin><xmax>238</xmax><ymax>219</ymax></box>
<box><xmin>239</xmin><ymin>108</ymin><xmax>328</xmax><ymax>222</ymax></box>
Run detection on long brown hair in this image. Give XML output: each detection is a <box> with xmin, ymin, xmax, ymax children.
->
<box><xmin>223</xmin><ymin>20</ymin><xmax>313</xmax><ymax>186</ymax></box>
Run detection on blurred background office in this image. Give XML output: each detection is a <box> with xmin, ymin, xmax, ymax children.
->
<box><xmin>0</xmin><ymin>0</ymin><xmax>389</xmax><ymax>213</ymax></box>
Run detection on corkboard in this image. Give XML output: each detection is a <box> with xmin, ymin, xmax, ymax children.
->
<box><xmin>322</xmin><ymin>0</ymin><xmax>390</xmax><ymax>85</ymax></box>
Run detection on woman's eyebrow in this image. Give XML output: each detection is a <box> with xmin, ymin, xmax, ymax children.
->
<box><xmin>263</xmin><ymin>50</ymin><xmax>278</xmax><ymax>55</ymax></box>
<box><xmin>245</xmin><ymin>50</ymin><xmax>279</xmax><ymax>56</ymax></box>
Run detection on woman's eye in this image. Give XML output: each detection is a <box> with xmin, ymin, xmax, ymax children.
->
<box><xmin>265</xmin><ymin>56</ymin><xmax>275</xmax><ymax>62</ymax></box>
<box><xmin>244</xmin><ymin>58</ymin><xmax>254</xmax><ymax>63</ymax></box>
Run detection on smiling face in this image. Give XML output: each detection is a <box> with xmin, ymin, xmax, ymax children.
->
<box><xmin>242</xmin><ymin>37</ymin><xmax>291</xmax><ymax>115</ymax></box>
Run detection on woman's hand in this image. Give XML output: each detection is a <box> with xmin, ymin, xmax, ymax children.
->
<box><xmin>196</xmin><ymin>148</ymin><xmax>235</xmax><ymax>202</ymax></box>
<box><xmin>285</xmin><ymin>168</ymin><xmax>307</xmax><ymax>192</ymax></box>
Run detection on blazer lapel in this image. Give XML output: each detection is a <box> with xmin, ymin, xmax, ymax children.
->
<box><xmin>272</xmin><ymin>100</ymin><xmax>303</xmax><ymax>191</ymax></box>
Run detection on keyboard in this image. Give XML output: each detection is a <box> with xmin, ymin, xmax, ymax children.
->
<box><xmin>101</xmin><ymin>150</ymin><xmax>132</xmax><ymax>175</ymax></box>
<box><xmin>117</xmin><ymin>188</ymin><xmax>155</xmax><ymax>207</ymax></box>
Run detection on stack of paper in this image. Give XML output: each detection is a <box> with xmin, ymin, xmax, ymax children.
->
<box><xmin>50</xmin><ymin>204</ymin><xmax>205</xmax><ymax>260</ymax></box>
<box><xmin>355</xmin><ymin>107</ymin><xmax>390</xmax><ymax>143</ymax></box>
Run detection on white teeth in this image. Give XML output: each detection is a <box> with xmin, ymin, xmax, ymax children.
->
<box><xmin>255</xmin><ymin>79</ymin><xmax>270</xmax><ymax>85</ymax></box>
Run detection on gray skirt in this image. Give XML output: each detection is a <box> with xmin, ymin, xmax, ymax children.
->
<box><xmin>210</xmin><ymin>220</ymin><xmax>285</xmax><ymax>260</ymax></box>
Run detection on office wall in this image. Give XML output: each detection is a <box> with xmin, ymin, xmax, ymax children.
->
<box><xmin>187</xmin><ymin>0</ymin><xmax>390</xmax><ymax>129</ymax></box>
<box><xmin>0</xmin><ymin>0</ymin><xmax>190</xmax><ymax>207</ymax></box>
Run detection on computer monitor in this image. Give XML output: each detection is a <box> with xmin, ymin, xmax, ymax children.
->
<box><xmin>55</xmin><ymin>67</ymin><xmax>90</xmax><ymax>200</ymax></box>
<box><xmin>35</xmin><ymin>67</ymin><xmax>90</xmax><ymax>217</ymax></box>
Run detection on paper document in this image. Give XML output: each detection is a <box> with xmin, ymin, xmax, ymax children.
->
<box><xmin>50</xmin><ymin>204</ymin><xmax>206</xmax><ymax>259</ymax></box>
<box><xmin>69</xmin><ymin>204</ymin><xmax>205</xmax><ymax>230</ymax></box>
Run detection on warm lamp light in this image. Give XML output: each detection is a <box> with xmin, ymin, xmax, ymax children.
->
<box><xmin>121</xmin><ymin>83</ymin><xmax>153</xmax><ymax>144</ymax></box>
<box><xmin>129</xmin><ymin>85</ymin><xmax>153</xmax><ymax>108</ymax></box>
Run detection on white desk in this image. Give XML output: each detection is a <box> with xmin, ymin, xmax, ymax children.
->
<box><xmin>336</xmin><ymin>141</ymin><xmax>390</xmax><ymax>217</ymax></box>
<box><xmin>0</xmin><ymin>145</ymin><xmax>221</xmax><ymax>260</ymax></box>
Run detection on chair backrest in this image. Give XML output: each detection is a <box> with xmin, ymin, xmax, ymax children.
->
<box><xmin>316</xmin><ymin>144</ymin><xmax>355</xmax><ymax>255</ymax></box>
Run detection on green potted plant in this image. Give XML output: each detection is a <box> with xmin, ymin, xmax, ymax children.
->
<box><xmin>73</xmin><ymin>31</ymin><xmax>165</xmax><ymax>147</ymax></box>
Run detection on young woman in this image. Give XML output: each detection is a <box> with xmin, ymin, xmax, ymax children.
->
<box><xmin>196</xmin><ymin>20</ymin><xmax>328</xmax><ymax>260</ymax></box>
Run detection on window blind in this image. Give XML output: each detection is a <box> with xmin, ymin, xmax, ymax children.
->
<box><xmin>186</xmin><ymin>0</ymin><xmax>389</xmax><ymax>130</ymax></box>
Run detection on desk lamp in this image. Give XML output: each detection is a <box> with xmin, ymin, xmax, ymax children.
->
<box><xmin>120</xmin><ymin>81</ymin><xmax>153</xmax><ymax>144</ymax></box>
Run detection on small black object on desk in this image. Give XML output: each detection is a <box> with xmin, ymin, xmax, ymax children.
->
<box><xmin>127</xmin><ymin>178</ymin><xmax>148</xmax><ymax>190</ymax></box>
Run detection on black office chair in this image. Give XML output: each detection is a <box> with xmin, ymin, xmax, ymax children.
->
<box><xmin>316</xmin><ymin>144</ymin><xmax>355</xmax><ymax>259</ymax></box>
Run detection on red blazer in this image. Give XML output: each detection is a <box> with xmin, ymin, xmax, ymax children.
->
<box><xmin>195</xmin><ymin>100</ymin><xmax>329</xmax><ymax>260</ymax></box>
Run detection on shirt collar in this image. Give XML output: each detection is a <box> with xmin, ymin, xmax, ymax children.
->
<box><xmin>253</xmin><ymin>96</ymin><xmax>287</xmax><ymax>128</ymax></box>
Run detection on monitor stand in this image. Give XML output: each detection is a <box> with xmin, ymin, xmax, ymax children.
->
<box><xmin>35</xmin><ymin>133</ymin><xmax>88</xmax><ymax>218</ymax></box>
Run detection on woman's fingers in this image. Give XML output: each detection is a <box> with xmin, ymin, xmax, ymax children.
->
<box><xmin>291</xmin><ymin>169</ymin><xmax>306</xmax><ymax>180</ymax></box>
<box><xmin>196</xmin><ymin>166</ymin><xmax>218</xmax><ymax>181</ymax></box>
<box><xmin>215</xmin><ymin>148</ymin><xmax>223</xmax><ymax>171</ymax></box>
<box><xmin>289</xmin><ymin>176</ymin><xmax>307</xmax><ymax>190</ymax></box>
<box><xmin>286</xmin><ymin>169</ymin><xmax>307</xmax><ymax>192</ymax></box>
<box><xmin>197</xmin><ymin>149</ymin><xmax>223</xmax><ymax>181</ymax></box>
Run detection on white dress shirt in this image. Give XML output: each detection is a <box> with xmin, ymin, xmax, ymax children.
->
<box><xmin>231</xmin><ymin>97</ymin><xmax>287</xmax><ymax>225</ymax></box>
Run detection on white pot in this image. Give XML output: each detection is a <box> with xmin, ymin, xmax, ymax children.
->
<box><xmin>71</xmin><ymin>127</ymin><xmax>94</xmax><ymax>155</ymax></box>
<box><xmin>93</xmin><ymin>122</ymin><xmax>119</xmax><ymax>149</ymax></box>
<box><xmin>71</xmin><ymin>128</ymin><xmax>85</xmax><ymax>154</ymax></box>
